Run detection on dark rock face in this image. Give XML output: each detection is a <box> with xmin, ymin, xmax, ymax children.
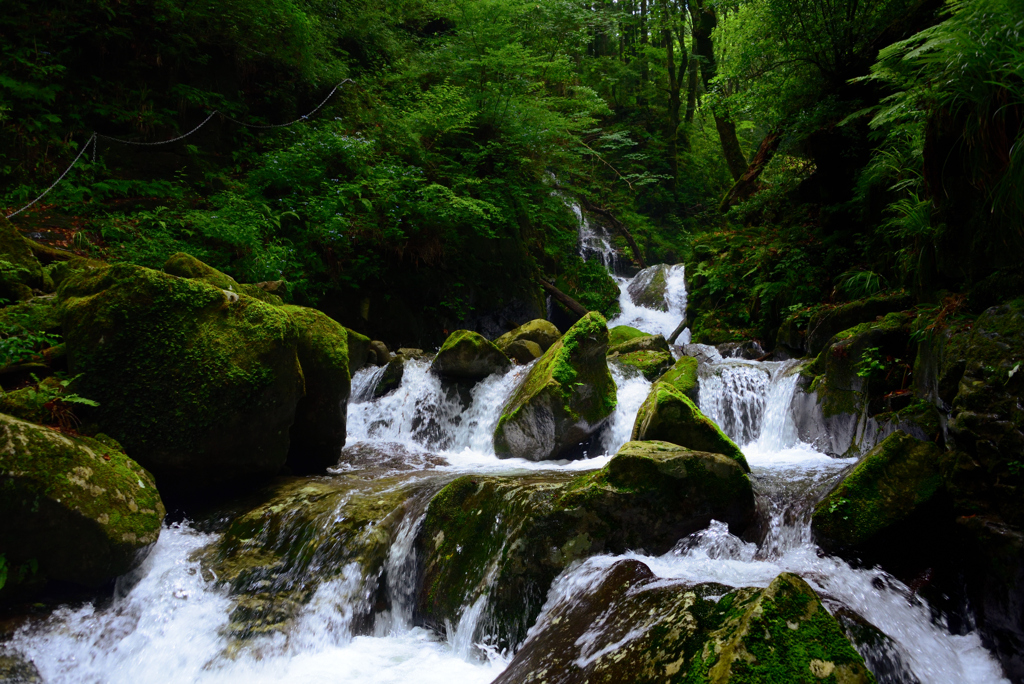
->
<box><xmin>58</xmin><ymin>262</ymin><xmax>350</xmax><ymax>494</ymax></box>
<box><xmin>493</xmin><ymin>312</ymin><xmax>616</xmax><ymax>461</ymax></box>
<box><xmin>626</xmin><ymin>263</ymin><xmax>678</xmax><ymax>311</ymax></box>
<box><xmin>415</xmin><ymin>440</ymin><xmax>756</xmax><ymax>652</ymax></box>
<box><xmin>632</xmin><ymin>382</ymin><xmax>750</xmax><ymax>471</ymax></box>
<box><xmin>494</xmin><ymin>563</ymin><xmax>875</xmax><ymax>684</ymax></box>
<box><xmin>0</xmin><ymin>413</ymin><xmax>164</xmax><ymax>599</ymax></box>
<box><xmin>775</xmin><ymin>293</ymin><xmax>914</xmax><ymax>357</ymax></box>
<box><xmin>430</xmin><ymin>329</ymin><xmax>511</xmax><ymax>381</ymax></box>
<box><xmin>811</xmin><ymin>431</ymin><xmax>949</xmax><ymax>560</ymax></box>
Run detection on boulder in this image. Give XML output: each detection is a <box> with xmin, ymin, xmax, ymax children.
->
<box><xmin>812</xmin><ymin>431</ymin><xmax>947</xmax><ymax>557</ymax></box>
<box><xmin>430</xmin><ymin>329</ymin><xmax>511</xmax><ymax>381</ymax></box>
<box><xmin>610</xmin><ymin>349</ymin><xmax>674</xmax><ymax>380</ymax></box>
<box><xmin>163</xmin><ymin>252</ymin><xmax>283</xmax><ymax>305</ymax></box>
<box><xmin>804</xmin><ymin>293</ymin><xmax>913</xmax><ymax>356</ymax></box>
<box><xmin>632</xmin><ymin>382</ymin><xmax>749</xmax><ymax>471</ymax></box>
<box><xmin>0</xmin><ymin>647</ymin><xmax>42</xmax><ymax>683</ymax></box>
<box><xmin>416</xmin><ymin>440</ymin><xmax>755</xmax><ymax>651</ymax></box>
<box><xmin>0</xmin><ymin>217</ymin><xmax>45</xmax><ymax>301</ymax></box>
<box><xmin>196</xmin><ymin>474</ymin><xmax>427</xmax><ymax>641</ymax></box>
<box><xmin>493</xmin><ymin>312</ymin><xmax>616</xmax><ymax>461</ymax></box>
<box><xmin>281</xmin><ymin>305</ymin><xmax>352</xmax><ymax>473</ymax></box>
<box><xmin>494</xmin><ymin>319</ymin><xmax>561</xmax><ymax>355</ymax></box>
<box><xmin>626</xmin><ymin>263</ymin><xmax>681</xmax><ymax>311</ymax></box>
<box><xmin>504</xmin><ymin>338</ymin><xmax>544</xmax><ymax>364</ymax></box>
<box><xmin>608</xmin><ymin>332</ymin><xmax>670</xmax><ymax>355</ymax></box>
<box><xmin>346</xmin><ymin>327</ymin><xmax>372</xmax><ymax>374</ymax></box>
<box><xmin>0</xmin><ymin>413</ymin><xmax>164</xmax><ymax>598</ymax></box>
<box><xmin>58</xmin><ymin>262</ymin><xmax>348</xmax><ymax>494</ymax></box>
<box><xmin>791</xmin><ymin>312</ymin><xmax>915</xmax><ymax>458</ymax></box>
<box><xmin>658</xmin><ymin>355</ymin><xmax>699</xmax><ymax>401</ymax></box>
<box><xmin>495</xmin><ymin>564</ymin><xmax>874</xmax><ymax>684</ymax></box>
<box><xmin>608</xmin><ymin>324</ymin><xmax>648</xmax><ymax>349</ymax></box>
<box><xmin>367</xmin><ymin>340</ymin><xmax>391</xmax><ymax>366</ymax></box>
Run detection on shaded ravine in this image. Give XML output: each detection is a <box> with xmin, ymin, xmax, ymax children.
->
<box><xmin>4</xmin><ymin>207</ymin><xmax>1011</xmax><ymax>683</ymax></box>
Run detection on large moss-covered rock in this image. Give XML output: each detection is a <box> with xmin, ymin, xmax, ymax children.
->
<box><xmin>58</xmin><ymin>263</ymin><xmax>346</xmax><ymax>493</ymax></box>
<box><xmin>495</xmin><ymin>563</ymin><xmax>874</xmax><ymax>684</ymax></box>
<box><xmin>812</xmin><ymin>431</ymin><xmax>947</xmax><ymax>556</ymax></box>
<box><xmin>609</xmin><ymin>332</ymin><xmax>670</xmax><ymax>355</ymax></box>
<box><xmin>611</xmin><ymin>349</ymin><xmax>674</xmax><ymax>380</ymax></box>
<box><xmin>0</xmin><ymin>413</ymin><xmax>164</xmax><ymax>598</ymax></box>
<box><xmin>632</xmin><ymin>382</ymin><xmax>749</xmax><ymax>471</ymax></box>
<box><xmin>416</xmin><ymin>440</ymin><xmax>755</xmax><ymax>651</ymax></box>
<box><xmin>494</xmin><ymin>319</ymin><xmax>561</xmax><ymax>356</ymax></box>
<box><xmin>196</xmin><ymin>473</ymin><xmax>428</xmax><ymax>641</ymax></box>
<box><xmin>0</xmin><ymin>217</ymin><xmax>45</xmax><ymax>300</ymax></box>
<box><xmin>430</xmin><ymin>329</ymin><xmax>511</xmax><ymax>381</ymax></box>
<box><xmin>659</xmin><ymin>355</ymin><xmax>699</xmax><ymax>401</ymax></box>
<box><xmin>494</xmin><ymin>312</ymin><xmax>616</xmax><ymax>461</ymax></box>
<box><xmin>608</xmin><ymin>324</ymin><xmax>649</xmax><ymax>348</ymax></box>
<box><xmin>345</xmin><ymin>327</ymin><xmax>372</xmax><ymax>374</ymax></box>
<box><xmin>281</xmin><ymin>305</ymin><xmax>351</xmax><ymax>473</ymax></box>
<box><xmin>791</xmin><ymin>312</ymin><xmax>915</xmax><ymax>458</ymax></box>
<box><xmin>163</xmin><ymin>252</ymin><xmax>283</xmax><ymax>305</ymax></box>
<box><xmin>626</xmin><ymin>263</ymin><xmax>680</xmax><ymax>311</ymax></box>
<box><xmin>804</xmin><ymin>293</ymin><xmax>914</xmax><ymax>356</ymax></box>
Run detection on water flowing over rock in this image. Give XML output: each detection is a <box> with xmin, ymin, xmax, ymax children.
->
<box><xmin>495</xmin><ymin>562</ymin><xmax>875</xmax><ymax>684</ymax></box>
<box><xmin>626</xmin><ymin>264</ymin><xmax>681</xmax><ymax>311</ymax></box>
<box><xmin>632</xmin><ymin>382</ymin><xmax>750</xmax><ymax>471</ymax></box>
<box><xmin>430</xmin><ymin>330</ymin><xmax>511</xmax><ymax>381</ymax></box>
<box><xmin>0</xmin><ymin>413</ymin><xmax>164</xmax><ymax>597</ymax></box>
<box><xmin>58</xmin><ymin>262</ymin><xmax>350</xmax><ymax>495</ymax></box>
<box><xmin>493</xmin><ymin>312</ymin><xmax>616</xmax><ymax>461</ymax></box>
<box><xmin>812</xmin><ymin>431</ymin><xmax>949</xmax><ymax>559</ymax></box>
<box><xmin>415</xmin><ymin>440</ymin><xmax>755</xmax><ymax>652</ymax></box>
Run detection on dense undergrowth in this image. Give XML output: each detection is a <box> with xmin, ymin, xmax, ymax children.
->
<box><xmin>1</xmin><ymin>0</ymin><xmax>1021</xmax><ymax>346</ymax></box>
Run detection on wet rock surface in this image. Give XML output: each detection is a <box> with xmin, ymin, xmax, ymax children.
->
<box><xmin>430</xmin><ymin>329</ymin><xmax>511</xmax><ymax>381</ymax></box>
<box><xmin>493</xmin><ymin>312</ymin><xmax>616</xmax><ymax>461</ymax></box>
<box><xmin>415</xmin><ymin>440</ymin><xmax>755</xmax><ymax>651</ymax></box>
<box><xmin>494</xmin><ymin>561</ymin><xmax>875</xmax><ymax>684</ymax></box>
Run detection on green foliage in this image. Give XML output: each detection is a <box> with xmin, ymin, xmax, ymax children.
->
<box><xmin>837</xmin><ymin>270</ymin><xmax>888</xmax><ymax>300</ymax></box>
<box><xmin>856</xmin><ymin>346</ymin><xmax>888</xmax><ymax>380</ymax></box>
<box><xmin>0</xmin><ymin>320</ymin><xmax>60</xmax><ymax>367</ymax></box>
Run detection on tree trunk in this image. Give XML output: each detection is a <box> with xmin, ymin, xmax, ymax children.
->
<box><xmin>581</xmin><ymin>198</ymin><xmax>648</xmax><ymax>268</ymax></box>
<box><xmin>539</xmin><ymin>278</ymin><xmax>589</xmax><ymax>318</ymax></box>
<box><xmin>720</xmin><ymin>130</ymin><xmax>783</xmax><ymax>210</ymax></box>
<box><xmin>689</xmin><ymin>0</ymin><xmax>746</xmax><ymax>181</ymax></box>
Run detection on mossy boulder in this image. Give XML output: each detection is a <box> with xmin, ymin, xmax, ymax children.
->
<box><xmin>632</xmin><ymin>382</ymin><xmax>749</xmax><ymax>471</ymax></box>
<box><xmin>0</xmin><ymin>647</ymin><xmax>42</xmax><ymax>683</ymax></box>
<box><xmin>611</xmin><ymin>349</ymin><xmax>674</xmax><ymax>380</ymax></box>
<box><xmin>659</xmin><ymin>355</ymin><xmax>699</xmax><ymax>401</ymax></box>
<box><xmin>163</xmin><ymin>252</ymin><xmax>283</xmax><ymax>305</ymax></box>
<box><xmin>430</xmin><ymin>329</ymin><xmax>511</xmax><ymax>381</ymax></box>
<box><xmin>609</xmin><ymin>332</ymin><xmax>670</xmax><ymax>355</ymax></box>
<box><xmin>494</xmin><ymin>319</ymin><xmax>561</xmax><ymax>356</ymax></box>
<box><xmin>812</xmin><ymin>431</ymin><xmax>947</xmax><ymax>557</ymax></box>
<box><xmin>280</xmin><ymin>305</ymin><xmax>352</xmax><ymax>473</ymax></box>
<box><xmin>504</xmin><ymin>338</ymin><xmax>544</xmax><ymax>364</ymax></box>
<box><xmin>608</xmin><ymin>324</ymin><xmax>649</xmax><ymax>348</ymax></box>
<box><xmin>58</xmin><ymin>263</ymin><xmax>347</xmax><ymax>495</ymax></box>
<box><xmin>0</xmin><ymin>413</ymin><xmax>164</xmax><ymax>599</ymax></box>
<box><xmin>416</xmin><ymin>440</ymin><xmax>755</xmax><ymax>651</ymax></box>
<box><xmin>195</xmin><ymin>474</ymin><xmax>427</xmax><ymax>641</ymax></box>
<box><xmin>493</xmin><ymin>312</ymin><xmax>616</xmax><ymax>461</ymax></box>
<box><xmin>792</xmin><ymin>312</ymin><xmax>914</xmax><ymax>457</ymax></box>
<box><xmin>0</xmin><ymin>217</ymin><xmax>45</xmax><ymax>300</ymax></box>
<box><xmin>495</xmin><ymin>563</ymin><xmax>874</xmax><ymax>684</ymax></box>
<box><xmin>345</xmin><ymin>327</ymin><xmax>372</xmax><ymax>374</ymax></box>
<box><xmin>804</xmin><ymin>293</ymin><xmax>913</xmax><ymax>356</ymax></box>
<box><xmin>626</xmin><ymin>263</ymin><xmax>680</xmax><ymax>311</ymax></box>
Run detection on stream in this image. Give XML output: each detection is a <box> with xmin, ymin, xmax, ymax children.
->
<box><xmin>5</xmin><ymin>214</ymin><xmax>1011</xmax><ymax>683</ymax></box>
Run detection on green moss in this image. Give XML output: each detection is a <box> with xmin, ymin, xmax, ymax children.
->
<box><xmin>632</xmin><ymin>383</ymin><xmax>750</xmax><ymax>471</ymax></box>
<box><xmin>613</xmin><ymin>349</ymin><xmax>674</xmax><ymax>380</ymax></box>
<box><xmin>494</xmin><ymin>319</ymin><xmax>561</xmax><ymax>354</ymax></box>
<box><xmin>58</xmin><ymin>262</ymin><xmax>305</xmax><ymax>486</ymax></box>
<box><xmin>431</xmin><ymin>329</ymin><xmax>511</xmax><ymax>380</ymax></box>
<box><xmin>659</xmin><ymin>355</ymin><xmax>699</xmax><ymax>396</ymax></box>
<box><xmin>812</xmin><ymin>431</ymin><xmax>944</xmax><ymax>550</ymax></box>
<box><xmin>0</xmin><ymin>412</ymin><xmax>165</xmax><ymax>592</ymax></box>
<box><xmin>608</xmin><ymin>325</ymin><xmax>648</xmax><ymax>348</ymax></box>
<box><xmin>494</xmin><ymin>312</ymin><xmax>617</xmax><ymax>459</ymax></box>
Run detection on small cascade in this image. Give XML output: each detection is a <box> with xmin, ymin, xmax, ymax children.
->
<box><xmin>607</xmin><ymin>265</ymin><xmax>689</xmax><ymax>342</ymax></box>
<box><xmin>570</xmin><ymin>200</ymin><xmax>621</xmax><ymax>274</ymax></box>
<box><xmin>599</xmin><ymin>365</ymin><xmax>652</xmax><ymax>456</ymax></box>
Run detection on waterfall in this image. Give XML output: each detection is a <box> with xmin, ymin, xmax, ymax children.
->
<box><xmin>8</xmin><ymin>242</ymin><xmax>1012</xmax><ymax>684</ymax></box>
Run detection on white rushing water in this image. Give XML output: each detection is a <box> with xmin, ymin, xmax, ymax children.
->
<box><xmin>607</xmin><ymin>265</ymin><xmax>690</xmax><ymax>343</ymax></box>
<box><xmin>7</xmin><ymin>207</ymin><xmax>1011</xmax><ymax>683</ymax></box>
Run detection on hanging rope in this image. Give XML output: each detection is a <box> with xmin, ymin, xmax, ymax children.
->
<box><xmin>4</xmin><ymin>80</ymin><xmax>353</xmax><ymax>219</ymax></box>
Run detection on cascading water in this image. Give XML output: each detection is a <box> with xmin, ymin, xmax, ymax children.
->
<box><xmin>7</xmin><ymin>203</ymin><xmax>1011</xmax><ymax>683</ymax></box>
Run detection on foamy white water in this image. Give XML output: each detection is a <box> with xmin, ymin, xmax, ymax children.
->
<box><xmin>607</xmin><ymin>266</ymin><xmax>690</xmax><ymax>342</ymax></box>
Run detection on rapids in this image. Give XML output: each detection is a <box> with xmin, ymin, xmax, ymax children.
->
<box><xmin>5</xmin><ymin>204</ymin><xmax>1011</xmax><ymax>683</ymax></box>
